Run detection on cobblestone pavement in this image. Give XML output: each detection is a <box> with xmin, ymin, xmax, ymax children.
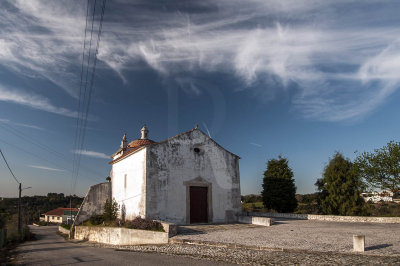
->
<box><xmin>174</xmin><ymin>220</ymin><xmax>400</xmax><ymax>256</ymax></box>
<box><xmin>85</xmin><ymin>242</ymin><xmax>400</xmax><ymax>265</ymax></box>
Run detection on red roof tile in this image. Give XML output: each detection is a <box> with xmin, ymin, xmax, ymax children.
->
<box><xmin>128</xmin><ymin>139</ymin><xmax>155</xmax><ymax>149</ymax></box>
<box><xmin>44</xmin><ymin>208</ymin><xmax>79</xmax><ymax>216</ymax></box>
<box><xmin>109</xmin><ymin>139</ymin><xmax>155</xmax><ymax>164</ymax></box>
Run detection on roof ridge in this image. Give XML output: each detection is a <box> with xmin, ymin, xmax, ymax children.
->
<box><xmin>155</xmin><ymin>128</ymin><xmax>196</xmax><ymax>145</ymax></box>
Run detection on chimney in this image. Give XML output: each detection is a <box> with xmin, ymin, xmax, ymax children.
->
<box><xmin>141</xmin><ymin>125</ymin><xmax>148</xmax><ymax>139</ymax></box>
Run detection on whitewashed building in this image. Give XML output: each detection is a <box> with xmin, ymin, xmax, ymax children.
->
<box><xmin>109</xmin><ymin>125</ymin><xmax>241</xmax><ymax>224</ymax></box>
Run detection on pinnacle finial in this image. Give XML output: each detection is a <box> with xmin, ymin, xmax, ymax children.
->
<box><xmin>141</xmin><ymin>125</ymin><xmax>149</xmax><ymax>139</ymax></box>
<box><xmin>121</xmin><ymin>132</ymin><xmax>128</xmax><ymax>149</ymax></box>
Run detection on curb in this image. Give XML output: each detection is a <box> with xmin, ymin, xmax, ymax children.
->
<box><xmin>169</xmin><ymin>238</ymin><xmax>284</xmax><ymax>252</ymax></box>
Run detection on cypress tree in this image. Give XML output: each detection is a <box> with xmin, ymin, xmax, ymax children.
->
<box><xmin>316</xmin><ymin>152</ymin><xmax>366</xmax><ymax>216</ymax></box>
<box><xmin>262</xmin><ymin>156</ymin><xmax>297</xmax><ymax>213</ymax></box>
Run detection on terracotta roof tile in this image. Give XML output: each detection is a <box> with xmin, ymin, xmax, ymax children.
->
<box><xmin>109</xmin><ymin>139</ymin><xmax>155</xmax><ymax>164</ymax></box>
<box><xmin>45</xmin><ymin>208</ymin><xmax>79</xmax><ymax>216</ymax></box>
<box><xmin>128</xmin><ymin>139</ymin><xmax>155</xmax><ymax>148</ymax></box>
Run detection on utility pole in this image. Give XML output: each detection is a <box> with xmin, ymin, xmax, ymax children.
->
<box><xmin>18</xmin><ymin>182</ymin><xmax>21</xmax><ymax>238</ymax></box>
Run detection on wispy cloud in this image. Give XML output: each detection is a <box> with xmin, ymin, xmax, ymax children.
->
<box><xmin>0</xmin><ymin>118</ymin><xmax>44</xmax><ymax>130</ymax></box>
<box><xmin>98</xmin><ymin>0</ymin><xmax>400</xmax><ymax>122</ymax></box>
<box><xmin>0</xmin><ymin>85</ymin><xmax>77</xmax><ymax>118</ymax></box>
<box><xmin>28</xmin><ymin>165</ymin><xmax>65</xmax><ymax>172</ymax></box>
<box><xmin>73</xmin><ymin>149</ymin><xmax>109</xmax><ymax>159</ymax></box>
<box><xmin>250</xmin><ymin>142</ymin><xmax>262</xmax><ymax>148</ymax></box>
<box><xmin>2</xmin><ymin>0</ymin><xmax>400</xmax><ymax>121</ymax></box>
<box><xmin>0</xmin><ymin>0</ymin><xmax>86</xmax><ymax>98</ymax></box>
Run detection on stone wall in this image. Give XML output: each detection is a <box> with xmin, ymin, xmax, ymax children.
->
<box><xmin>58</xmin><ymin>226</ymin><xmax>70</xmax><ymax>235</ymax></box>
<box><xmin>244</xmin><ymin>212</ymin><xmax>400</xmax><ymax>224</ymax></box>
<box><xmin>73</xmin><ymin>182</ymin><xmax>111</xmax><ymax>226</ymax></box>
<box><xmin>74</xmin><ymin>226</ymin><xmax>169</xmax><ymax>245</ymax></box>
<box><xmin>238</xmin><ymin>215</ymin><xmax>274</xmax><ymax>226</ymax></box>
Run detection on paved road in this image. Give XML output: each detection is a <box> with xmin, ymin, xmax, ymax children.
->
<box><xmin>14</xmin><ymin>226</ymin><xmax>233</xmax><ymax>265</ymax></box>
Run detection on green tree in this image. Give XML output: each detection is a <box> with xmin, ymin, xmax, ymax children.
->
<box><xmin>103</xmin><ymin>198</ymin><xmax>119</xmax><ymax>222</ymax></box>
<box><xmin>262</xmin><ymin>156</ymin><xmax>297</xmax><ymax>213</ymax></box>
<box><xmin>316</xmin><ymin>152</ymin><xmax>366</xmax><ymax>216</ymax></box>
<box><xmin>354</xmin><ymin>140</ymin><xmax>400</xmax><ymax>192</ymax></box>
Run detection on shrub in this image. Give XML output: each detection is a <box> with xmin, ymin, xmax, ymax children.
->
<box><xmin>37</xmin><ymin>221</ymin><xmax>57</xmax><ymax>226</ymax></box>
<box><xmin>103</xmin><ymin>198</ymin><xmax>119</xmax><ymax>222</ymax></box>
<box><xmin>60</xmin><ymin>223</ymin><xmax>71</xmax><ymax>230</ymax></box>
<box><xmin>88</xmin><ymin>214</ymin><xmax>104</xmax><ymax>226</ymax></box>
<box><xmin>124</xmin><ymin>217</ymin><xmax>164</xmax><ymax>232</ymax></box>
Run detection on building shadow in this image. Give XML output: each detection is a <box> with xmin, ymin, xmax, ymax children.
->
<box><xmin>365</xmin><ymin>244</ymin><xmax>393</xmax><ymax>251</ymax></box>
<box><xmin>177</xmin><ymin>227</ymin><xmax>206</xmax><ymax>236</ymax></box>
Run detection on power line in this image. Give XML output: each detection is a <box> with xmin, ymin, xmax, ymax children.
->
<box><xmin>72</xmin><ymin>0</ymin><xmax>98</xmax><ymax>194</ymax></box>
<box><xmin>0</xmin><ymin>122</ymin><xmax>107</xmax><ymax>178</ymax></box>
<box><xmin>0</xmin><ymin>138</ymin><xmax>103</xmax><ymax>183</ymax></box>
<box><xmin>71</xmin><ymin>0</ymin><xmax>107</xmax><ymax>195</ymax></box>
<box><xmin>0</xmin><ymin>148</ymin><xmax>20</xmax><ymax>184</ymax></box>
<box><xmin>71</xmin><ymin>0</ymin><xmax>97</xmax><ymax>195</ymax></box>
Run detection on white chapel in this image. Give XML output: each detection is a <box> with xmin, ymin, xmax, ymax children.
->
<box><xmin>109</xmin><ymin>125</ymin><xmax>241</xmax><ymax>224</ymax></box>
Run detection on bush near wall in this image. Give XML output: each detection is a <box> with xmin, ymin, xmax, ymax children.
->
<box><xmin>60</xmin><ymin>223</ymin><xmax>71</xmax><ymax>230</ymax></box>
<box><xmin>83</xmin><ymin>216</ymin><xmax>165</xmax><ymax>232</ymax></box>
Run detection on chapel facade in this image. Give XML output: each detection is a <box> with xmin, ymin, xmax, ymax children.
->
<box><xmin>109</xmin><ymin>125</ymin><xmax>241</xmax><ymax>224</ymax></box>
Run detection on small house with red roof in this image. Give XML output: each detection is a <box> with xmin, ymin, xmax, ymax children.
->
<box><xmin>109</xmin><ymin>125</ymin><xmax>241</xmax><ymax>224</ymax></box>
<box><xmin>44</xmin><ymin>207</ymin><xmax>79</xmax><ymax>224</ymax></box>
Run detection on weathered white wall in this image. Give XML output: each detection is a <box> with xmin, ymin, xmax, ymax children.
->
<box><xmin>74</xmin><ymin>182</ymin><xmax>111</xmax><ymax>225</ymax></box>
<box><xmin>146</xmin><ymin>129</ymin><xmax>241</xmax><ymax>224</ymax></box>
<box><xmin>111</xmin><ymin>148</ymin><xmax>147</xmax><ymax>220</ymax></box>
<box><xmin>74</xmin><ymin>226</ymin><xmax>169</xmax><ymax>245</ymax></box>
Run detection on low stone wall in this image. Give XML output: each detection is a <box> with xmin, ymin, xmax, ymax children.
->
<box><xmin>74</xmin><ymin>226</ymin><xmax>169</xmax><ymax>245</ymax></box>
<box><xmin>238</xmin><ymin>216</ymin><xmax>274</xmax><ymax>226</ymax></box>
<box><xmin>244</xmin><ymin>212</ymin><xmax>400</xmax><ymax>224</ymax></box>
<box><xmin>159</xmin><ymin>221</ymin><xmax>178</xmax><ymax>237</ymax></box>
<box><xmin>58</xmin><ymin>226</ymin><xmax>70</xmax><ymax>235</ymax></box>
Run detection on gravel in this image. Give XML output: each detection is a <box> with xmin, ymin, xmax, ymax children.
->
<box><xmin>81</xmin><ymin>242</ymin><xmax>400</xmax><ymax>265</ymax></box>
<box><xmin>173</xmin><ymin>219</ymin><xmax>400</xmax><ymax>256</ymax></box>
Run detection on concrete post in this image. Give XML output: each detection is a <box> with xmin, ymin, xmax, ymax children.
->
<box><xmin>353</xmin><ymin>235</ymin><xmax>365</xmax><ymax>252</ymax></box>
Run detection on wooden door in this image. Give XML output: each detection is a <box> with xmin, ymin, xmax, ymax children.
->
<box><xmin>190</xmin><ymin>186</ymin><xmax>208</xmax><ymax>223</ymax></box>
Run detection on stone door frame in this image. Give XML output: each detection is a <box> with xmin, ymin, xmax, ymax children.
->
<box><xmin>184</xmin><ymin>176</ymin><xmax>213</xmax><ymax>224</ymax></box>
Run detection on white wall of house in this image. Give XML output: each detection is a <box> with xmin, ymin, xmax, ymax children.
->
<box><xmin>111</xmin><ymin>148</ymin><xmax>147</xmax><ymax>220</ymax></box>
<box><xmin>145</xmin><ymin>129</ymin><xmax>241</xmax><ymax>224</ymax></box>
<box><xmin>45</xmin><ymin>215</ymin><xmax>62</xmax><ymax>223</ymax></box>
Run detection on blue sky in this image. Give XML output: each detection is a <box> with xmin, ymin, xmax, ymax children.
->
<box><xmin>1</xmin><ymin>0</ymin><xmax>400</xmax><ymax>197</ymax></box>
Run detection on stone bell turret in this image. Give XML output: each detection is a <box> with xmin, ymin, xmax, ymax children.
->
<box><xmin>141</xmin><ymin>125</ymin><xmax>148</xmax><ymax>140</ymax></box>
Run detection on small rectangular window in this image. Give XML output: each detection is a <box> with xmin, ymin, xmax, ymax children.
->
<box><xmin>124</xmin><ymin>174</ymin><xmax>127</xmax><ymax>189</ymax></box>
